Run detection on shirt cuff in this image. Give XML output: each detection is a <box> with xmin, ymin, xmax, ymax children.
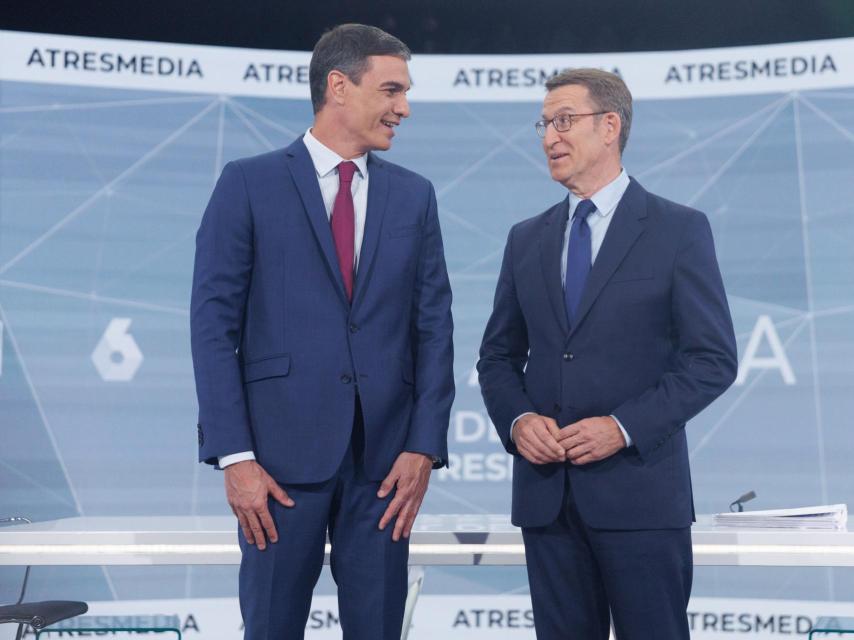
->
<box><xmin>610</xmin><ymin>415</ymin><xmax>632</xmax><ymax>447</ymax></box>
<box><xmin>509</xmin><ymin>412</ymin><xmax>535</xmax><ymax>443</ymax></box>
<box><xmin>218</xmin><ymin>451</ymin><xmax>256</xmax><ymax>468</ymax></box>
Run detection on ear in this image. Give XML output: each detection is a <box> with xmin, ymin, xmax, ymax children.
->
<box><xmin>326</xmin><ymin>70</ymin><xmax>348</xmax><ymax>106</ymax></box>
<box><xmin>601</xmin><ymin>112</ymin><xmax>621</xmax><ymax>147</ymax></box>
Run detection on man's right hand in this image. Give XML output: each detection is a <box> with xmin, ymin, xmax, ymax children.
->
<box><xmin>224</xmin><ymin>460</ymin><xmax>294</xmax><ymax>550</ymax></box>
<box><xmin>512</xmin><ymin>413</ymin><xmax>565</xmax><ymax>465</ymax></box>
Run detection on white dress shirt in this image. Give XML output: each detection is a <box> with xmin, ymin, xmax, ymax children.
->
<box><xmin>301</xmin><ymin>128</ymin><xmax>370</xmax><ymax>269</ymax></box>
<box><xmin>218</xmin><ymin>130</ymin><xmax>369</xmax><ymax>469</ymax></box>
<box><xmin>510</xmin><ymin>169</ymin><xmax>634</xmax><ymax>447</ymax></box>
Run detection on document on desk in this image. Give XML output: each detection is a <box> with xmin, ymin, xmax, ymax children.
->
<box><xmin>713</xmin><ymin>504</ymin><xmax>848</xmax><ymax>530</ymax></box>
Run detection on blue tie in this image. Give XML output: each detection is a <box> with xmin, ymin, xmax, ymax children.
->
<box><xmin>564</xmin><ymin>199</ymin><xmax>597</xmax><ymax>325</ymax></box>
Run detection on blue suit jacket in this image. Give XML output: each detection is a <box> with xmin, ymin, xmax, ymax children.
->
<box><xmin>478</xmin><ymin>178</ymin><xmax>737</xmax><ymax>529</ymax></box>
<box><xmin>191</xmin><ymin>137</ymin><xmax>454</xmax><ymax>484</ymax></box>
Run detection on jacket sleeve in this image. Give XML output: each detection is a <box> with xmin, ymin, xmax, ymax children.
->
<box><xmin>477</xmin><ymin>227</ymin><xmax>537</xmax><ymax>454</ymax></box>
<box><xmin>403</xmin><ymin>182</ymin><xmax>455</xmax><ymax>465</ymax></box>
<box><xmin>190</xmin><ymin>161</ymin><xmax>256</xmax><ymax>465</ymax></box>
<box><xmin>612</xmin><ymin>211</ymin><xmax>738</xmax><ymax>460</ymax></box>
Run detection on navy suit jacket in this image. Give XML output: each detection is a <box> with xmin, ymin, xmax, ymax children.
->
<box><xmin>478</xmin><ymin>178</ymin><xmax>737</xmax><ymax>529</ymax></box>
<box><xmin>191</xmin><ymin>137</ymin><xmax>454</xmax><ymax>484</ymax></box>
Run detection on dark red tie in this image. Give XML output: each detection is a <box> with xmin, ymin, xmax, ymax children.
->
<box><xmin>331</xmin><ymin>161</ymin><xmax>357</xmax><ymax>300</ymax></box>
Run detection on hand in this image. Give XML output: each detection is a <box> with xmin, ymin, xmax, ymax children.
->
<box><xmin>377</xmin><ymin>452</ymin><xmax>433</xmax><ymax>542</ymax></box>
<box><xmin>513</xmin><ymin>413</ymin><xmax>565</xmax><ymax>465</ymax></box>
<box><xmin>558</xmin><ymin>416</ymin><xmax>627</xmax><ymax>465</ymax></box>
<box><xmin>224</xmin><ymin>460</ymin><xmax>294</xmax><ymax>550</ymax></box>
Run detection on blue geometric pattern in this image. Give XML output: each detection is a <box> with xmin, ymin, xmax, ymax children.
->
<box><xmin>2</xmin><ymin>80</ymin><xmax>854</xmax><ymax>603</ymax></box>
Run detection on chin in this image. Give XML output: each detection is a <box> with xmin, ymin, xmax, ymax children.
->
<box><xmin>549</xmin><ymin>169</ymin><xmax>567</xmax><ymax>183</ymax></box>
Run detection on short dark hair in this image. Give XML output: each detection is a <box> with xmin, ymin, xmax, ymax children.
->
<box><xmin>545</xmin><ymin>68</ymin><xmax>633</xmax><ymax>153</ymax></box>
<box><xmin>309</xmin><ymin>24</ymin><xmax>411</xmax><ymax>114</ymax></box>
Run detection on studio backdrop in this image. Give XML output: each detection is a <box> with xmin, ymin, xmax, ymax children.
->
<box><xmin>1</xmin><ymin>30</ymin><xmax>854</xmax><ymax>638</ymax></box>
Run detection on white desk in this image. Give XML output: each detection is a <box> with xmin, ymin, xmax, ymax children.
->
<box><xmin>1</xmin><ymin>515</ymin><xmax>852</xmax><ymax>567</ymax></box>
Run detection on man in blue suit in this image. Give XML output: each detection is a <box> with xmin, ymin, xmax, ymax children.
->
<box><xmin>191</xmin><ymin>24</ymin><xmax>454</xmax><ymax>639</ymax></box>
<box><xmin>478</xmin><ymin>69</ymin><xmax>737</xmax><ymax>639</ymax></box>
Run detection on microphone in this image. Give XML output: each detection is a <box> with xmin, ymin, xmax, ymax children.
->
<box><xmin>729</xmin><ymin>490</ymin><xmax>756</xmax><ymax>513</ymax></box>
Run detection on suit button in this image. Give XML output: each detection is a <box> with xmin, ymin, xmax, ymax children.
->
<box><xmin>562</xmin><ymin>352</ymin><xmax>574</xmax><ymax>361</ymax></box>
<box><xmin>340</xmin><ymin>374</ymin><xmax>352</xmax><ymax>384</ymax></box>
<box><xmin>553</xmin><ymin>403</ymin><xmax>561</xmax><ymax>413</ymax></box>
<box><xmin>349</xmin><ymin>324</ymin><xmax>359</xmax><ymax>333</ymax></box>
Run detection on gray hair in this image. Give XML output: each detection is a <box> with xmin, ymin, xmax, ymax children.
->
<box><xmin>309</xmin><ymin>24</ymin><xmax>411</xmax><ymax>114</ymax></box>
<box><xmin>545</xmin><ymin>68</ymin><xmax>633</xmax><ymax>153</ymax></box>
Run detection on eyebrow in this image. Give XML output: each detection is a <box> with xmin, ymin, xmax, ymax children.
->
<box><xmin>541</xmin><ymin>107</ymin><xmax>577</xmax><ymax>119</ymax></box>
<box><xmin>380</xmin><ymin>81</ymin><xmax>411</xmax><ymax>91</ymax></box>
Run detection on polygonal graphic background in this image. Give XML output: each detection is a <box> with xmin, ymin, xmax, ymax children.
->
<box><xmin>1</xmin><ymin>78</ymin><xmax>854</xmax><ymax>606</ymax></box>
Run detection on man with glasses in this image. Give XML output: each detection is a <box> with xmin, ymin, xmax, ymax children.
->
<box><xmin>478</xmin><ymin>68</ymin><xmax>737</xmax><ymax>638</ymax></box>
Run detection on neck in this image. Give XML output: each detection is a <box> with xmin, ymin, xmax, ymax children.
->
<box><xmin>566</xmin><ymin>159</ymin><xmax>622</xmax><ymax>200</ymax></box>
<box><xmin>310</xmin><ymin>114</ymin><xmax>365</xmax><ymax>160</ymax></box>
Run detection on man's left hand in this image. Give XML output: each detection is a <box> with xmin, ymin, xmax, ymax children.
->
<box><xmin>558</xmin><ymin>416</ymin><xmax>627</xmax><ymax>465</ymax></box>
<box><xmin>377</xmin><ymin>452</ymin><xmax>433</xmax><ymax>542</ymax></box>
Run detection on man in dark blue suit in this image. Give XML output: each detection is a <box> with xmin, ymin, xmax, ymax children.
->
<box><xmin>191</xmin><ymin>24</ymin><xmax>454</xmax><ymax>639</ymax></box>
<box><xmin>478</xmin><ymin>69</ymin><xmax>737</xmax><ymax>639</ymax></box>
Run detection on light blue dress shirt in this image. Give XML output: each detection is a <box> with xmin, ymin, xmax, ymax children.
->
<box><xmin>511</xmin><ymin>169</ymin><xmax>634</xmax><ymax>447</ymax></box>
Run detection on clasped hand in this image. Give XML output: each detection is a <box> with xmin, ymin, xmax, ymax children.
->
<box><xmin>513</xmin><ymin>414</ymin><xmax>627</xmax><ymax>466</ymax></box>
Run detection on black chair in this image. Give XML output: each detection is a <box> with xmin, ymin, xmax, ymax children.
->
<box><xmin>0</xmin><ymin>517</ymin><xmax>88</xmax><ymax>640</ymax></box>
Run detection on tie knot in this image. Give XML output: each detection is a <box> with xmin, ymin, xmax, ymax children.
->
<box><xmin>338</xmin><ymin>161</ymin><xmax>358</xmax><ymax>184</ymax></box>
<box><xmin>573</xmin><ymin>199</ymin><xmax>596</xmax><ymax>222</ymax></box>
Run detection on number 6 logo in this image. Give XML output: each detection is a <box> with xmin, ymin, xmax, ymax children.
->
<box><xmin>91</xmin><ymin>318</ymin><xmax>143</xmax><ymax>382</ymax></box>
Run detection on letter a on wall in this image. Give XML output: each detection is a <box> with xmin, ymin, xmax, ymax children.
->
<box><xmin>735</xmin><ymin>314</ymin><xmax>796</xmax><ymax>386</ymax></box>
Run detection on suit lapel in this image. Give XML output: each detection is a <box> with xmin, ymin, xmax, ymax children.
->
<box><xmin>352</xmin><ymin>153</ymin><xmax>389</xmax><ymax>312</ymax></box>
<box><xmin>568</xmin><ymin>178</ymin><xmax>648</xmax><ymax>339</ymax></box>
<box><xmin>285</xmin><ymin>137</ymin><xmax>349</xmax><ymax>306</ymax></box>
<box><xmin>539</xmin><ymin>197</ymin><xmax>570</xmax><ymax>336</ymax></box>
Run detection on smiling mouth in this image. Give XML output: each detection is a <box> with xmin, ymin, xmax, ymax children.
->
<box><xmin>381</xmin><ymin>120</ymin><xmax>399</xmax><ymax>129</ymax></box>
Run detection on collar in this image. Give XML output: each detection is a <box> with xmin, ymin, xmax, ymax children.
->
<box><xmin>568</xmin><ymin>168</ymin><xmax>630</xmax><ymax>220</ymax></box>
<box><xmin>303</xmin><ymin>128</ymin><xmax>368</xmax><ymax>179</ymax></box>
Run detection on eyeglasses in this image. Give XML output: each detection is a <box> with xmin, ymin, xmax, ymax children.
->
<box><xmin>535</xmin><ymin>111</ymin><xmax>608</xmax><ymax>138</ymax></box>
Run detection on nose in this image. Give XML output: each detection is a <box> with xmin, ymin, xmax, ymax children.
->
<box><xmin>395</xmin><ymin>94</ymin><xmax>410</xmax><ymax>119</ymax></box>
<box><xmin>543</xmin><ymin>120</ymin><xmax>560</xmax><ymax>148</ymax></box>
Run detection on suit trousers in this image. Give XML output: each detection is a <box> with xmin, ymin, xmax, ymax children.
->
<box><xmin>522</xmin><ymin>470</ymin><xmax>692</xmax><ymax>640</ymax></box>
<box><xmin>238</xmin><ymin>400</ymin><xmax>409</xmax><ymax>640</ymax></box>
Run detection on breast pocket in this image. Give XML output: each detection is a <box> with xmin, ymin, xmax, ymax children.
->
<box><xmin>609</xmin><ymin>272</ymin><xmax>654</xmax><ymax>284</ymax></box>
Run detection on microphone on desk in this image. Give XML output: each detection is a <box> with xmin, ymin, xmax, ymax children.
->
<box><xmin>729</xmin><ymin>490</ymin><xmax>756</xmax><ymax>513</ymax></box>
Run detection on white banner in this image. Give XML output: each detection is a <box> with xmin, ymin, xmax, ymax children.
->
<box><xmin>8</xmin><ymin>596</ymin><xmax>854</xmax><ymax>638</ymax></box>
<box><xmin>1</xmin><ymin>30</ymin><xmax>853</xmax><ymax>101</ymax></box>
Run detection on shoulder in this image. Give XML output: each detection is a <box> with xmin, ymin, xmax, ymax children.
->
<box><xmin>229</xmin><ymin>148</ymin><xmax>289</xmax><ymax>175</ymax></box>
<box><xmin>634</xmin><ymin>183</ymin><xmax>712</xmax><ymax>249</ymax></box>
<box><xmin>214</xmin><ymin>149</ymin><xmax>292</xmax><ymax>198</ymax></box>
<box><xmin>648</xmin><ymin>192</ymin><xmax>705</xmax><ymax>222</ymax></box>
<box><xmin>631</xmin><ymin>179</ymin><xmax>710</xmax><ymax>236</ymax></box>
<box><xmin>509</xmin><ymin>200</ymin><xmax>564</xmax><ymax>242</ymax></box>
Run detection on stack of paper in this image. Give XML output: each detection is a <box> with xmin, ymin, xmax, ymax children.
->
<box><xmin>713</xmin><ymin>504</ymin><xmax>848</xmax><ymax>530</ymax></box>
